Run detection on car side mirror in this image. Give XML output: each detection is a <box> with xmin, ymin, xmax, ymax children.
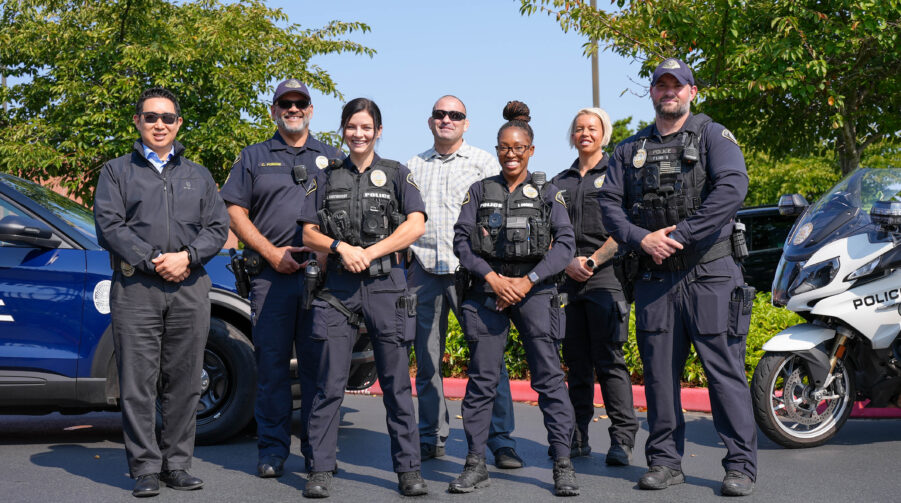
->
<box><xmin>777</xmin><ymin>194</ymin><xmax>809</xmax><ymax>216</ymax></box>
<box><xmin>0</xmin><ymin>215</ymin><xmax>62</xmax><ymax>248</ymax></box>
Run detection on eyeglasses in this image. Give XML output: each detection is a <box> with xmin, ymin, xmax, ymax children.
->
<box><xmin>277</xmin><ymin>99</ymin><xmax>311</xmax><ymax>110</ymax></box>
<box><xmin>431</xmin><ymin>109</ymin><xmax>466</xmax><ymax>121</ymax></box>
<box><xmin>141</xmin><ymin>112</ymin><xmax>179</xmax><ymax>125</ymax></box>
<box><xmin>495</xmin><ymin>145</ymin><xmax>531</xmax><ymax>155</ymax></box>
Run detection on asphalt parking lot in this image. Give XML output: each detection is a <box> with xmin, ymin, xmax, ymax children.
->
<box><xmin>2</xmin><ymin>394</ymin><xmax>901</xmax><ymax>502</ymax></box>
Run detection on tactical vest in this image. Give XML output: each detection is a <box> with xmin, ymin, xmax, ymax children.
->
<box><xmin>317</xmin><ymin>159</ymin><xmax>405</xmax><ymax>247</ymax></box>
<box><xmin>470</xmin><ymin>175</ymin><xmax>552</xmax><ymax>263</ymax></box>
<box><xmin>624</xmin><ymin>114</ymin><xmax>713</xmax><ymax>231</ymax></box>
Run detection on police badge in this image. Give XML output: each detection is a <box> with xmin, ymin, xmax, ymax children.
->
<box><xmin>522</xmin><ymin>184</ymin><xmax>539</xmax><ymax>199</ymax></box>
<box><xmin>633</xmin><ymin>149</ymin><xmax>647</xmax><ymax>168</ymax></box>
<box><xmin>370</xmin><ymin>169</ymin><xmax>387</xmax><ymax>187</ymax></box>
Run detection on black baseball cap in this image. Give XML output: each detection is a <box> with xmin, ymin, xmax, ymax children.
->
<box><xmin>651</xmin><ymin>58</ymin><xmax>695</xmax><ymax>86</ymax></box>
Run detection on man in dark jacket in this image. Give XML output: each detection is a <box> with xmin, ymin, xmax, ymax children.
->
<box><xmin>94</xmin><ymin>87</ymin><xmax>229</xmax><ymax>498</ymax></box>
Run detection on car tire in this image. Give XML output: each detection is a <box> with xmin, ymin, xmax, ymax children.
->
<box><xmin>157</xmin><ymin>316</ymin><xmax>256</xmax><ymax>445</ymax></box>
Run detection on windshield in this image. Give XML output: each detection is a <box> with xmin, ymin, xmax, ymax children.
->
<box><xmin>0</xmin><ymin>176</ymin><xmax>97</xmax><ymax>241</ymax></box>
<box><xmin>783</xmin><ymin>168</ymin><xmax>901</xmax><ymax>260</ymax></box>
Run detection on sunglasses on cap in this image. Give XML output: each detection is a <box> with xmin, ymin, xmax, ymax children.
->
<box><xmin>141</xmin><ymin>112</ymin><xmax>179</xmax><ymax>125</ymax></box>
<box><xmin>431</xmin><ymin>109</ymin><xmax>466</xmax><ymax>121</ymax></box>
<box><xmin>277</xmin><ymin>99</ymin><xmax>311</xmax><ymax>110</ymax></box>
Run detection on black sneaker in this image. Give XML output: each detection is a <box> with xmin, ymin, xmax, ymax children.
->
<box><xmin>492</xmin><ymin>447</ymin><xmax>524</xmax><ymax>469</ymax></box>
<box><xmin>638</xmin><ymin>465</ymin><xmax>685</xmax><ymax>490</ymax></box>
<box><xmin>605</xmin><ymin>443</ymin><xmax>632</xmax><ymax>466</ymax></box>
<box><xmin>553</xmin><ymin>457</ymin><xmax>580</xmax><ymax>497</ymax></box>
<box><xmin>721</xmin><ymin>470</ymin><xmax>755</xmax><ymax>496</ymax></box>
<box><xmin>448</xmin><ymin>454</ymin><xmax>490</xmax><ymax>493</ymax></box>
<box><xmin>303</xmin><ymin>471</ymin><xmax>333</xmax><ymax>499</ymax></box>
<box><xmin>420</xmin><ymin>443</ymin><xmax>446</xmax><ymax>460</ymax></box>
<box><xmin>398</xmin><ymin>470</ymin><xmax>428</xmax><ymax>496</ymax></box>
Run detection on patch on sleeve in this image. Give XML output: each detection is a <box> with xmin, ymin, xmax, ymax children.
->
<box><xmin>555</xmin><ymin>190</ymin><xmax>567</xmax><ymax>208</ymax></box>
<box><xmin>231</xmin><ymin>154</ymin><xmax>241</xmax><ymax>168</ymax></box>
<box><xmin>406</xmin><ymin>172</ymin><xmax>421</xmax><ymax>191</ymax></box>
<box><xmin>461</xmin><ymin>191</ymin><xmax>470</xmax><ymax>205</ymax></box>
<box><xmin>722</xmin><ymin>128</ymin><xmax>739</xmax><ymax>145</ymax></box>
<box><xmin>306</xmin><ymin>178</ymin><xmax>317</xmax><ymax>195</ymax></box>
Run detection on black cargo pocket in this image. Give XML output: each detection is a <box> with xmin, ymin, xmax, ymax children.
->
<box><xmin>393</xmin><ymin>293</ymin><xmax>417</xmax><ymax>345</ymax></box>
<box><xmin>728</xmin><ymin>286</ymin><xmax>754</xmax><ymax>337</ymax></box>
<box><xmin>549</xmin><ymin>297</ymin><xmax>566</xmax><ymax>341</ymax></box>
<box><xmin>309</xmin><ymin>298</ymin><xmax>350</xmax><ymax>341</ymax></box>
<box><xmin>691</xmin><ymin>274</ymin><xmax>731</xmax><ymax>335</ymax></box>
<box><xmin>634</xmin><ymin>279</ymin><xmax>672</xmax><ymax>333</ymax></box>
<box><xmin>460</xmin><ymin>300</ymin><xmax>507</xmax><ymax>342</ymax></box>
<box><xmin>612</xmin><ymin>300</ymin><xmax>630</xmax><ymax>343</ymax></box>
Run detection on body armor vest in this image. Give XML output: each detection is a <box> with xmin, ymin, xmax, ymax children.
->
<box><xmin>470</xmin><ymin>175</ymin><xmax>552</xmax><ymax>263</ymax></box>
<box><xmin>624</xmin><ymin>113</ymin><xmax>713</xmax><ymax>231</ymax></box>
<box><xmin>317</xmin><ymin>159</ymin><xmax>405</xmax><ymax>247</ymax></box>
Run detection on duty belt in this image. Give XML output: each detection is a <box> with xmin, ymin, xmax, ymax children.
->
<box><xmin>486</xmin><ymin>260</ymin><xmax>540</xmax><ymax>278</ymax></box>
<box><xmin>641</xmin><ymin>237</ymin><xmax>733</xmax><ymax>272</ymax></box>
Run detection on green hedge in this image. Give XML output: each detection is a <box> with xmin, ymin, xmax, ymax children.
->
<box><xmin>437</xmin><ymin>292</ymin><xmax>803</xmax><ymax>386</ymax></box>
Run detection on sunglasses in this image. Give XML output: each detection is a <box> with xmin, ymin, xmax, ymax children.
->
<box><xmin>431</xmin><ymin>109</ymin><xmax>466</xmax><ymax>121</ymax></box>
<box><xmin>277</xmin><ymin>99</ymin><xmax>311</xmax><ymax>110</ymax></box>
<box><xmin>141</xmin><ymin>112</ymin><xmax>179</xmax><ymax>125</ymax></box>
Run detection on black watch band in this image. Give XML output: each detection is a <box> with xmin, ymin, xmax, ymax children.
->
<box><xmin>330</xmin><ymin>239</ymin><xmax>341</xmax><ymax>253</ymax></box>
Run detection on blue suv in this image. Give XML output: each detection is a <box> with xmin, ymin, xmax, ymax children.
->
<box><xmin>0</xmin><ymin>173</ymin><xmax>375</xmax><ymax>443</ymax></box>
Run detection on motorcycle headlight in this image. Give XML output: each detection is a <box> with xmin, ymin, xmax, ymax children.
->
<box><xmin>790</xmin><ymin>257</ymin><xmax>840</xmax><ymax>296</ymax></box>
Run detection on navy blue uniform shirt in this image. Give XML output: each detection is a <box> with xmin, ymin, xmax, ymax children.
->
<box><xmin>453</xmin><ymin>172</ymin><xmax>575</xmax><ymax>283</ymax></box>
<box><xmin>598</xmin><ymin>114</ymin><xmax>748</xmax><ymax>254</ymax></box>
<box><xmin>299</xmin><ymin>154</ymin><xmax>427</xmax><ymax>229</ymax></box>
<box><xmin>551</xmin><ymin>156</ymin><xmax>620</xmax><ymax>293</ymax></box>
<box><xmin>220</xmin><ymin>132</ymin><xmax>343</xmax><ymax>248</ymax></box>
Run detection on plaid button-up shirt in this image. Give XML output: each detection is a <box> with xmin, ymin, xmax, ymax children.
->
<box><xmin>407</xmin><ymin>141</ymin><xmax>501</xmax><ymax>275</ymax></box>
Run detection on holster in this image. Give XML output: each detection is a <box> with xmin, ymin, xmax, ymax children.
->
<box><xmin>613</xmin><ymin>251</ymin><xmax>639</xmax><ymax>304</ymax></box>
<box><xmin>454</xmin><ymin>266</ymin><xmax>472</xmax><ymax>303</ymax></box>
<box><xmin>228</xmin><ymin>248</ymin><xmax>251</xmax><ymax>298</ymax></box>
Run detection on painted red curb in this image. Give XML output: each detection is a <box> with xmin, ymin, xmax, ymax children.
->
<box><xmin>363</xmin><ymin>378</ymin><xmax>901</xmax><ymax>419</ymax></box>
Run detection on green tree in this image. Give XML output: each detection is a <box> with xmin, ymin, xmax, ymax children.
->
<box><xmin>520</xmin><ymin>0</ymin><xmax>901</xmax><ymax>176</ymax></box>
<box><xmin>0</xmin><ymin>0</ymin><xmax>373</xmax><ymax>202</ymax></box>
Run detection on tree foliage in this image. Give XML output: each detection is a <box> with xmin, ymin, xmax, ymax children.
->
<box><xmin>520</xmin><ymin>0</ymin><xmax>901</xmax><ymax>176</ymax></box>
<box><xmin>0</xmin><ymin>0</ymin><xmax>373</xmax><ymax>202</ymax></box>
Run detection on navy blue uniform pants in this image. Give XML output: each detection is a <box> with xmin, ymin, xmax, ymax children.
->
<box><xmin>249</xmin><ymin>267</ymin><xmax>314</xmax><ymax>465</ymax></box>
<box><xmin>110</xmin><ymin>269</ymin><xmax>210</xmax><ymax>478</ymax></box>
<box><xmin>460</xmin><ymin>283</ymin><xmax>574</xmax><ymax>459</ymax></box>
<box><xmin>305</xmin><ymin>265</ymin><xmax>420</xmax><ymax>473</ymax></box>
<box><xmin>562</xmin><ymin>291</ymin><xmax>638</xmax><ymax>448</ymax></box>
<box><xmin>407</xmin><ymin>260</ymin><xmax>516</xmax><ymax>451</ymax></box>
<box><xmin>634</xmin><ymin>256</ymin><xmax>757</xmax><ymax>479</ymax></box>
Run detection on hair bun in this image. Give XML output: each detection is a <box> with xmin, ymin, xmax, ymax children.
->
<box><xmin>502</xmin><ymin>101</ymin><xmax>531</xmax><ymax>123</ymax></box>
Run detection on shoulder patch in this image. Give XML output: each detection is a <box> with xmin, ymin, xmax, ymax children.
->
<box><xmin>722</xmin><ymin>128</ymin><xmax>739</xmax><ymax>145</ymax></box>
<box><xmin>306</xmin><ymin>178</ymin><xmax>317</xmax><ymax>195</ymax></box>
<box><xmin>461</xmin><ymin>191</ymin><xmax>470</xmax><ymax>205</ymax></box>
<box><xmin>230</xmin><ymin>153</ymin><xmax>241</xmax><ymax>169</ymax></box>
<box><xmin>555</xmin><ymin>190</ymin><xmax>567</xmax><ymax>208</ymax></box>
<box><xmin>406</xmin><ymin>172</ymin><xmax>421</xmax><ymax>191</ymax></box>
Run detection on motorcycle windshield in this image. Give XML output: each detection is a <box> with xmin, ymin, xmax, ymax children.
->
<box><xmin>773</xmin><ymin>167</ymin><xmax>901</xmax><ymax>304</ymax></box>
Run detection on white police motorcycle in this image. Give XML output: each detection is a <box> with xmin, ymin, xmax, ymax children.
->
<box><xmin>751</xmin><ymin>167</ymin><xmax>901</xmax><ymax>448</ymax></box>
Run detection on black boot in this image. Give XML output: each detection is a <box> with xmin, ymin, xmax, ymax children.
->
<box><xmin>398</xmin><ymin>470</ymin><xmax>428</xmax><ymax>496</ymax></box>
<box><xmin>448</xmin><ymin>454</ymin><xmax>490</xmax><ymax>493</ymax></box>
<box><xmin>553</xmin><ymin>457</ymin><xmax>579</xmax><ymax>497</ymax></box>
<box><xmin>303</xmin><ymin>471</ymin><xmax>333</xmax><ymax>498</ymax></box>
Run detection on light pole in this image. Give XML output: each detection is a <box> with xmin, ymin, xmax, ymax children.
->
<box><xmin>590</xmin><ymin>0</ymin><xmax>599</xmax><ymax>108</ymax></box>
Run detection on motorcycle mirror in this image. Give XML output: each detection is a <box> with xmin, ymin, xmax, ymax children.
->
<box><xmin>778</xmin><ymin>193</ymin><xmax>809</xmax><ymax>216</ymax></box>
<box><xmin>870</xmin><ymin>200</ymin><xmax>901</xmax><ymax>231</ymax></box>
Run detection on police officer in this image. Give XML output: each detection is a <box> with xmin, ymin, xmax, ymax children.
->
<box><xmin>449</xmin><ymin>101</ymin><xmax>578</xmax><ymax>497</ymax></box>
<box><xmin>550</xmin><ymin>107</ymin><xmax>639</xmax><ymax>465</ymax></box>
<box><xmin>94</xmin><ymin>87</ymin><xmax>229</xmax><ymax>497</ymax></box>
<box><xmin>598</xmin><ymin>58</ymin><xmax>757</xmax><ymax>496</ymax></box>
<box><xmin>219</xmin><ymin>79</ymin><xmax>343</xmax><ymax>478</ymax></box>
<box><xmin>299</xmin><ymin>98</ymin><xmax>428</xmax><ymax>498</ymax></box>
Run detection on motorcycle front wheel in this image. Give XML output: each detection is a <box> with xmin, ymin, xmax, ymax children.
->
<box><xmin>751</xmin><ymin>351</ymin><xmax>856</xmax><ymax>448</ymax></box>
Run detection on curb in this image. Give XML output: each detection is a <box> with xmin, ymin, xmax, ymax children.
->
<box><xmin>364</xmin><ymin>377</ymin><xmax>901</xmax><ymax>419</ymax></box>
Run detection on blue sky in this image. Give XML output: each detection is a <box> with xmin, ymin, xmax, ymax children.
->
<box><xmin>273</xmin><ymin>0</ymin><xmax>653</xmax><ymax>178</ymax></box>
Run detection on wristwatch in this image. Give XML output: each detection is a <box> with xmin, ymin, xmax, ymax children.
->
<box><xmin>330</xmin><ymin>239</ymin><xmax>341</xmax><ymax>254</ymax></box>
<box><xmin>585</xmin><ymin>257</ymin><xmax>597</xmax><ymax>271</ymax></box>
<box><xmin>527</xmin><ymin>271</ymin><xmax>540</xmax><ymax>285</ymax></box>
